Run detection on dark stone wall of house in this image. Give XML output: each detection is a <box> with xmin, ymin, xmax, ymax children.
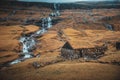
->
<box><xmin>61</xmin><ymin>48</ymin><xmax>81</xmax><ymax>60</ymax></box>
<box><xmin>61</xmin><ymin>45</ymin><xmax>108</xmax><ymax>60</ymax></box>
<box><xmin>81</xmin><ymin>46</ymin><xmax>107</xmax><ymax>59</ymax></box>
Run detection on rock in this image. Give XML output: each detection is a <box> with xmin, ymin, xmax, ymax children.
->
<box><xmin>32</xmin><ymin>62</ymin><xmax>40</xmax><ymax>69</ymax></box>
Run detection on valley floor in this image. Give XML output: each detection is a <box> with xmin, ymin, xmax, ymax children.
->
<box><xmin>0</xmin><ymin>3</ymin><xmax>120</xmax><ymax>80</ymax></box>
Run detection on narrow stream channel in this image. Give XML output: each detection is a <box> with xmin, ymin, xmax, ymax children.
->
<box><xmin>9</xmin><ymin>3</ymin><xmax>61</xmax><ymax>65</ymax></box>
<box><xmin>9</xmin><ymin>17</ymin><xmax>52</xmax><ymax>65</ymax></box>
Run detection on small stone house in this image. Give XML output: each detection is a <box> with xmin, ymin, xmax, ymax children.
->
<box><xmin>61</xmin><ymin>41</ymin><xmax>107</xmax><ymax>60</ymax></box>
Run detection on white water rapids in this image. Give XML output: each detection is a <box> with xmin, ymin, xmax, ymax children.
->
<box><xmin>9</xmin><ymin>3</ymin><xmax>60</xmax><ymax>65</ymax></box>
<box><xmin>9</xmin><ymin>17</ymin><xmax>52</xmax><ymax>65</ymax></box>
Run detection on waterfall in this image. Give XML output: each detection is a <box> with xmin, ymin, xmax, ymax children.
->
<box><xmin>54</xmin><ymin>3</ymin><xmax>57</xmax><ymax>11</ymax></box>
<box><xmin>8</xmin><ymin>3</ymin><xmax>61</xmax><ymax>65</ymax></box>
<box><xmin>50</xmin><ymin>3</ymin><xmax>61</xmax><ymax>17</ymax></box>
<box><xmin>9</xmin><ymin>16</ymin><xmax>53</xmax><ymax>65</ymax></box>
<box><xmin>47</xmin><ymin>17</ymin><xmax>52</xmax><ymax>28</ymax></box>
<box><xmin>20</xmin><ymin>37</ymin><xmax>36</xmax><ymax>53</ymax></box>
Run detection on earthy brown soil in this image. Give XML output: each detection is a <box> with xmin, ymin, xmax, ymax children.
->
<box><xmin>0</xmin><ymin>3</ymin><xmax>120</xmax><ymax>80</ymax></box>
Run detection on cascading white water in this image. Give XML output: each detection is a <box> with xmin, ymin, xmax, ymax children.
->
<box><xmin>54</xmin><ymin>3</ymin><xmax>57</xmax><ymax>11</ymax></box>
<box><xmin>9</xmin><ymin>16</ymin><xmax>53</xmax><ymax>65</ymax></box>
<box><xmin>47</xmin><ymin>17</ymin><xmax>52</xmax><ymax>28</ymax></box>
<box><xmin>50</xmin><ymin>3</ymin><xmax>61</xmax><ymax>17</ymax></box>
<box><xmin>21</xmin><ymin>37</ymin><xmax>36</xmax><ymax>53</ymax></box>
<box><xmin>55</xmin><ymin>3</ymin><xmax>61</xmax><ymax>16</ymax></box>
<box><xmin>10</xmin><ymin>37</ymin><xmax>36</xmax><ymax>65</ymax></box>
<box><xmin>9</xmin><ymin>3</ymin><xmax>61</xmax><ymax>65</ymax></box>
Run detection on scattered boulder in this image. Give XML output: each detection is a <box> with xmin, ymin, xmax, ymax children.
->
<box><xmin>32</xmin><ymin>62</ymin><xmax>40</xmax><ymax>69</ymax></box>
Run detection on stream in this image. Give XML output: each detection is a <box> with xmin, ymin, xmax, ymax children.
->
<box><xmin>9</xmin><ymin>17</ymin><xmax>52</xmax><ymax>65</ymax></box>
<box><xmin>9</xmin><ymin>10</ymin><xmax>62</xmax><ymax>66</ymax></box>
<box><xmin>9</xmin><ymin>4</ymin><xmax>61</xmax><ymax>65</ymax></box>
<box><xmin>7</xmin><ymin>3</ymin><xmax>61</xmax><ymax>65</ymax></box>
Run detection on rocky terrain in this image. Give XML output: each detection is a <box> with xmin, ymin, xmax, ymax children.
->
<box><xmin>0</xmin><ymin>1</ymin><xmax>120</xmax><ymax>80</ymax></box>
